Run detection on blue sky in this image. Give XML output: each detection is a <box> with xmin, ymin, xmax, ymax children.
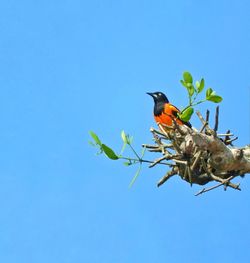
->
<box><xmin>0</xmin><ymin>0</ymin><xmax>250</xmax><ymax>262</ymax></box>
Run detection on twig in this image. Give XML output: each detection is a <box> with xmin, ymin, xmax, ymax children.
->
<box><xmin>206</xmin><ymin>110</ymin><xmax>210</xmax><ymax>123</ymax></box>
<box><xmin>172</xmin><ymin>159</ymin><xmax>187</xmax><ymax>165</ymax></box>
<box><xmin>217</xmin><ymin>133</ymin><xmax>234</xmax><ymax>137</ymax></box>
<box><xmin>195</xmin><ymin>179</ymin><xmax>241</xmax><ymax>196</ymax></box>
<box><xmin>171</xmin><ymin>117</ymin><xmax>186</xmax><ymax>136</ymax></box>
<box><xmin>196</xmin><ymin>111</ymin><xmax>207</xmax><ymax>126</ymax></box>
<box><xmin>158</xmin><ymin>124</ymin><xmax>170</xmax><ymax>138</ymax></box>
<box><xmin>195</xmin><ymin>183</ymin><xmax>225</xmax><ymax>196</ymax></box>
<box><xmin>156</xmin><ymin>124</ymin><xmax>182</xmax><ymax>154</ymax></box>
<box><xmin>157</xmin><ymin>167</ymin><xmax>178</xmax><ymax>187</ymax></box>
<box><xmin>225</xmin><ymin>137</ymin><xmax>238</xmax><ymax>144</ymax></box>
<box><xmin>120</xmin><ymin>157</ymin><xmax>172</xmax><ymax>166</ymax></box>
<box><xmin>142</xmin><ymin>144</ymin><xmax>173</xmax><ymax>149</ymax></box>
<box><xmin>150</xmin><ymin>127</ymin><xmax>168</xmax><ymax>138</ymax></box>
<box><xmin>200</xmin><ymin>122</ymin><xmax>208</xmax><ymax>133</ymax></box>
<box><xmin>183</xmin><ymin>165</ymin><xmax>192</xmax><ymax>186</ymax></box>
<box><xmin>149</xmin><ymin>156</ymin><xmax>168</xmax><ymax>168</ymax></box>
<box><xmin>214</xmin><ymin>106</ymin><xmax>219</xmax><ymax>132</ymax></box>
<box><xmin>209</xmin><ymin>174</ymin><xmax>241</xmax><ymax>190</ymax></box>
<box><xmin>188</xmin><ymin>166</ymin><xmax>192</xmax><ymax>186</ymax></box>
<box><xmin>196</xmin><ymin>110</ymin><xmax>214</xmax><ymax>135</ymax></box>
<box><xmin>191</xmin><ymin>151</ymin><xmax>202</xmax><ymax>171</ymax></box>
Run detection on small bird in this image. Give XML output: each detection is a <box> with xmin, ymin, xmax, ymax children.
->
<box><xmin>147</xmin><ymin>91</ymin><xmax>192</xmax><ymax>128</ymax></box>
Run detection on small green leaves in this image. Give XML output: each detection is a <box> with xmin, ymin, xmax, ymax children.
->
<box><xmin>179</xmin><ymin>107</ymin><xmax>194</xmax><ymax>122</ymax></box>
<box><xmin>183</xmin><ymin>71</ymin><xmax>193</xmax><ymax>84</ymax></box>
<box><xmin>89</xmin><ymin>131</ymin><xmax>102</xmax><ymax>146</ymax></box>
<box><xmin>180</xmin><ymin>72</ymin><xmax>223</xmax><ymax>123</ymax></box>
<box><xmin>206</xmin><ymin>88</ymin><xmax>223</xmax><ymax>103</ymax></box>
<box><xmin>89</xmin><ymin>131</ymin><xmax>119</xmax><ymax>160</ymax></box>
<box><xmin>102</xmin><ymin>144</ymin><xmax>119</xmax><ymax>160</ymax></box>
<box><xmin>196</xmin><ymin>78</ymin><xmax>205</xmax><ymax>93</ymax></box>
<box><xmin>89</xmin><ymin>130</ymin><xmax>146</xmax><ymax>187</ymax></box>
<box><xmin>121</xmin><ymin>130</ymin><xmax>133</xmax><ymax>144</ymax></box>
<box><xmin>181</xmin><ymin>72</ymin><xmax>195</xmax><ymax>101</ymax></box>
<box><xmin>206</xmin><ymin>88</ymin><xmax>213</xmax><ymax>98</ymax></box>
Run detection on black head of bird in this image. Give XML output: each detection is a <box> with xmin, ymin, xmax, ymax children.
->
<box><xmin>146</xmin><ymin>92</ymin><xmax>169</xmax><ymax>104</ymax></box>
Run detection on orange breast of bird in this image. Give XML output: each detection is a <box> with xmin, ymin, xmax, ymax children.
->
<box><xmin>154</xmin><ymin>103</ymin><xmax>184</xmax><ymax>126</ymax></box>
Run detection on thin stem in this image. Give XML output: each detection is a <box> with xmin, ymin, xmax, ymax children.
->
<box><xmin>191</xmin><ymin>99</ymin><xmax>206</xmax><ymax>107</ymax></box>
<box><xmin>181</xmin><ymin>99</ymin><xmax>206</xmax><ymax>114</ymax></box>
<box><xmin>119</xmin><ymin>156</ymin><xmax>172</xmax><ymax>166</ymax></box>
<box><xmin>191</xmin><ymin>91</ymin><xmax>199</xmax><ymax>104</ymax></box>
<box><xmin>189</xmin><ymin>94</ymin><xmax>192</xmax><ymax>105</ymax></box>
<box><xmin>128</xmin><ymin>143</ymin><xmax>141</xmax><ymax>160</ymax></box>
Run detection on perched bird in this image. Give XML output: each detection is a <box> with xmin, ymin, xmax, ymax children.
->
<box><xmin>147</xmin><ymin>91</ymin><xmax>192</xmax><ymax>128</ymax></box>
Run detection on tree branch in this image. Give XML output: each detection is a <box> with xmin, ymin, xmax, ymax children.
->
<box><xmin>145</xmin><ymin>107</ymin><xmax>250</xmax><ymax>195</ymax></box>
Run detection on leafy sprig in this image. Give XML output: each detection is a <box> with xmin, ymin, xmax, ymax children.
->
<box><xmin>89</xmin><ymin>130</ymin><xmax>147</xmax><ymax>187</ymax></box>
<box><xmin>179</xmin><ymin>71</ymin><xmax>223</xmax><ymax>122</ymax></box>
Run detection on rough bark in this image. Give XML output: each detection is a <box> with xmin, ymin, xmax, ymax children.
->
<box><xmin>145</xmin><ymin>108</ymin><xmax>250</xmax><ymax>195</ymax></box>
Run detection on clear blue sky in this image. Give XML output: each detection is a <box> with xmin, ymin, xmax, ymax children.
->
<box><xmin>0</xmin><ymin>0</ymin><xmax>250</xmax><ymax>262</ymax></box>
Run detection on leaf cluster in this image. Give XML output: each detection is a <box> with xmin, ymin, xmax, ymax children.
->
<box><xmin>89</xmin><ymin>131</ymin><xmax>146</xmax><ymax>187</ymax></box>
<box><xmin>179</xmin><ymin>72</ymin><xmax>223</xmax><ymax>122</ymax></box>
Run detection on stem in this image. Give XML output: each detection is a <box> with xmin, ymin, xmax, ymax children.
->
<box><xmin>120</xmin><ymin>156</ymin><xmax>172</xmax><ymax>166</ymax></box>
<box><xmin>191</xmin><ymin>99</ymin><xmax>206</xmax><ymax>107</ymax></box>
<box><xmin>128</xmin><ymin>143</ymin><xmax>141</xmax><ymax>160</ymax></box>
<box><xmin>181</xmin><ymin>99</ymin><xmax>207</xmax><ymax>114</ymax></box>
<box><xmin>191</xmin><ymin>92</ymin><xmax>199</xmax><ymax>104</ymax></box>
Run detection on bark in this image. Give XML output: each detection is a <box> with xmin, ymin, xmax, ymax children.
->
<box><xmin>146</xmin><ymin>108</ymin><xmax>250</xmax><ymax>194</ymax></box>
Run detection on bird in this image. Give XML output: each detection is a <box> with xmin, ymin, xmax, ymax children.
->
<box><xmin>147</xmin><ymin>91</ymin><xmax>192</xmax><ymax>128</ymax></box>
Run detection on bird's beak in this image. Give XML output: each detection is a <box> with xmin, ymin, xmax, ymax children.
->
<box><xmin>146</xmin><ymin>92</ymin><xmax>154</xmax><ymax>97</ymax></box>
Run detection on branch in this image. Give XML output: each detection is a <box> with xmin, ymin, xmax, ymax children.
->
<box><xmin>146</xmin><ymin>107</ymin><xmax>250</xmax><ymax>195</ymax></box>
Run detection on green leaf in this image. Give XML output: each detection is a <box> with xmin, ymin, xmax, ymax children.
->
<box><xmin>121</xmin><ymin>130</ymin><xmax>128</xmax><ymax>144</ymax></box>
<box><xmin>198</xmin><ymin>78</ymin><xmax>205</xmax><ymax>93</ymax></box>
<box><xmin>179</xmin><ymin>107</ymin><xmax>194</xmax><ymax>122</ymax></box>
<box><xmin>205</xmin><ymin>87</ymin><xmax>223</xmax><ymax>103</ymax></box>
<box><xmin>129</xmin><ymin>165</ymin><xmax>142</xmax><ymax>188</ymax></box>
<box><xmin>102</xmin><ymin>144</ymin><xmax>119</xmax><ymax>160</ymax></box>
<box><xmin>120</xmin><ymin>131</ymin><xmax>128</xmax><ymax>154</ymax></box>
<box><xmin>180</xmin><ymin>79</ymin><xmax>187</xmax><ymax>87</ymax></box>
<box><xmin>183</xmin><ymin>71</ymin><xmax>193</xmax><ymax>84</ymax></box>
<box><xmin>187</xmin><ymin>84</ymin><xmax>195</xmax><ymax>97</ymax></box>
<box><xmin>124</xmin><ymin>161</ymin><xmax>132</xmax><ymax>166</ymax></box>
<box><xmin>195</xmin><ymin>81</ymin><xmax>200</xmax><ymax>89</ymax></box>
<box><xmin>206</xmin><ymin>88</ymin><xmax>213</xmax><ymax>99</ymax></box>
<box><xmin>207</xmin><ymin>95</ymin><xmax>223</xmax><ymax>103</ymax></box>
<box><xmin>89</xmin><ymin>131</ymin><xmax>102</xmax><ymax>146</ymax></box>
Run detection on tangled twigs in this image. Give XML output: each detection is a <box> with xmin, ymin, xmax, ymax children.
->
<box><xmin>195</xmin><ymin>176</ymin><xmax>241</xmax><ymax>196</ymax></box>
<box><xmin>146</xmin><ymin>107</ymin><xmax>250</xmax><ymax>195</ymax></box>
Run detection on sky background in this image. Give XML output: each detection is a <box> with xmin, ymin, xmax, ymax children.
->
<box><xmin>0</xmin><ymin>0</ymin><xmax>250</xmax><ymax>262</ymax></box>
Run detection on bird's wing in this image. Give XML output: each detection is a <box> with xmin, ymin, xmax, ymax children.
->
<box><xmin>164</xmin><ymin>104</ymin><xmax>192</xmax><ymax>128</ymax></box>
